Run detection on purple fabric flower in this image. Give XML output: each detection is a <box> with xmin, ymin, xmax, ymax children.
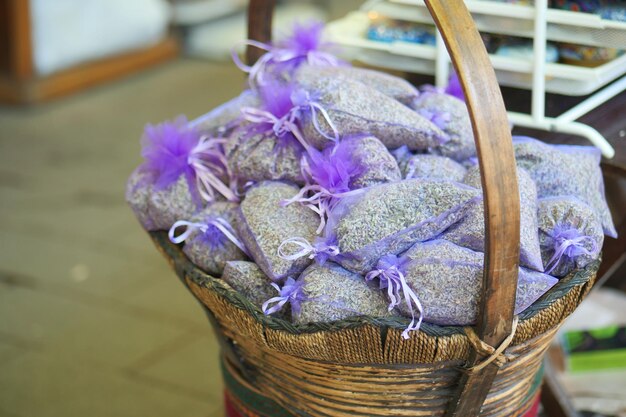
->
<box><xmin>445</xmin><ymin>71</ymin><xmax>465</xmax><ymax>102</ymax></box>
<box><xmin>417</xmin><ymin>108</ymin><xmax>451</xmax><ymax>131</ymax></box>
<box><xmin>262</xmin><ymin>277</ymin><xmax>308</xmax><ymax>316</ymax></box>
<box><xmin>307</xmin><ymin>143</ymin><xmax>363</xmax><ymax>194</ymax></box>
<box><xmin>140</xmin><ymin>116</ymin><xmax>200</xmax><ymax>191</ymax></box>
<box><xmin>278</xmin><ymin>20</ymin><xmax>326</xmax><ymax>58</ymax></box>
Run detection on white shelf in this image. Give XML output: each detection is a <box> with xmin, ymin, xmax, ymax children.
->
<box><xmin>326</xmin><ymin>11</ymin><xmax>626</xmax><ymax>96</ymax></box>
<box><xmin>386</xmin><ymin>0</ymin><xmax>626</xmax><ymax>49</ymax></box>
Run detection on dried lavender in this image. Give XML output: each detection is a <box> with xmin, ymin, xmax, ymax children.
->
<box><xmin>337</xmin><ymin>135</ymin><xmax>401</xmax><ymax>188</ymax></box>
<box><xmin>394</xmin><ymin>148</ymin><xmax>467</xmax><ymax>182</ymax></box>
<box><xmin>236</xmin><ymin>181</ymin><xmax>319</xmax><ymax>281</ymax></box>
<box><xmin>399</xmin><ymin>240</ymin><xmax>557</xmax><ymax>325</ymax></box>
<box><xmin>222</xmin><ymin>261</ymin><xmax>286</xmax><ymax>317</ymax></box>
<box><xmin>294</xmin><ymin>262</ymin><xmax>394</xmax><ymax>324</ymax></box>
<box><xmin>126</xmin><ymin>167</ymin><xmax>157</xmax><ymax>231</ymax></box>
<box><xmin>295</xmin><ymin>64</ymin><xmax>419</xmax><ymax>105</ymax></box>
<box><xmin>514</xmin><ymin>137</ymin><xmax>616</xmax><ymax>238</ymax></box>
<box><xmin>442</xmin><ymin>166</ymin><xmax>544</xmax><ymax>271</ymax></box>
<box><xmin>296</xmin><ymin>72</ymin><xmax>447</xmax><ymax>150</ymax></box>
<box><xmin>226</xmin><ymin>129</ymin><xmax>305</xmax><ymax>186</ymax></box>
<box><xmin>328</xmin><ymin>179</ymin><xmax>480</xmax><ymax>273</ymax></box>
<box><xmin>411</xmin><ymin>91</ymin><xmax>475</xmax><ymax>161</ymax></box>
<box><xmin>191</xmin><ymin>90</ymin><xmax>259</xmax><ymax>137</ymax></box>
<box><xmin>172</xmin><ymin>202</ymin><xmax>247</xmax><ymax>276</ymax></box>
<box><xmin>537</xmin><ymin>197</ymin><xmax>603</xmax><ymax>277</ymax></box>
<box><xmin>148</xmin><ymin>175</ymin><xmax>200</xmax><ymax>230</ymax></box>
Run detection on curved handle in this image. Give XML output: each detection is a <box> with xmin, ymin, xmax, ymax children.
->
<box><xmin>246</xmin><ymin>1</ymin><xmax>520</xmax><ymax>415</ymax></box>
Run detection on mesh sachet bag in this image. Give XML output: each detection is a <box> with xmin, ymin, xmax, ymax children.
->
<box><xmin>537</xmin><ymin>197</ymin><xmax>604</xmax><ymax>278</ymax></box>
<box><xmin>513</xmin><ymin>136</ymin><xmax>616</xmax><ymax>238</ymax></box>
<box><xmin>393</xmin><ymin>146</ymin><xmax>467</xmax><ymax>182</ymax></box>
<box><xmin>372</xmin><ymin>240</ymin><xmax>557</xmax><ymax>326</ymax></box>
<box><xmin>295</xmin><ymin>64</ymin><xmax>419</xmax><ymax>106</ymax></box>
<box><xmin>295</xmin><ymin>71</ymin><xmax>447</xmax><ymax>151</ymax></box>
<box><xmin>126</xmin><ymin>117</ymin><xmax>238</xmax><ymax>231</ymax></box>
<box><xmin>168</xmin><ymin>202</ymin><xmax>249</xmax><ymax>276</ymax></box>
<box><xmin>410</xmin><ymin>89</ymin><xmax>475</xmax><ymax>161</ymax></box>
<box><xmin>442</xmin><ymin>165</ymin><xmax>544</xmax><ymax>271</ymax></box>
<box><xmin>236</xmin><ymin>181</ymin><xmax>319</xmax><ymax>282</ymax></box>
<box><xmin>260</xmin><ymin>262</ymin><xmax>394</xmax><ymax>324</ymax></box>
<box><xmin>325</xmin><ymin>179</ymin><xmax>481</xmax><ymax>274</ymax></box>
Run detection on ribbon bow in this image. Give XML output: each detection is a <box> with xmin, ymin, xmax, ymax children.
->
<box><xmin>168</xmin><ymin>218</ymin><xmax>250</xmax><ymax>257</ymax></box>
<box><xmin>278</xmin><ymin>237</ymin><xmax>340</xmax><ymax>265</ymax></box>
<box><xmin>188</xmin><ymin>136</ymin><xmax>239</xmax><ymax>203</ymax></box>
<box><xmin>545</xmin><ymin>226</ymin><xmax>598</xmax><ymax>274</ymax></box>
<box><xmin>366</xmin><ymin>255</ymin><xmax>424</xmax><ymax>339</ymax></box>
<box><xmin>262</xmin><ymin>277</ymin><xmax>307</xmax><ymax>316</ymax></box>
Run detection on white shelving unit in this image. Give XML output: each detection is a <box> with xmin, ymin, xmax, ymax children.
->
<box><xmin>325</xmin><ymin>0</ymin><xmax>626</xmax><ymax>158</ymax></box>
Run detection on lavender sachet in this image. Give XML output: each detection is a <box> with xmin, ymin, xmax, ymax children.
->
<box><xmin>168</xmin><ymin>202</ymin><xmax>248</xmax><ymax>276</ymax></box>
<box><xmin>190</xmin><ymin>90</ymin><xmax>259</xmax><ymax>137</ymax></box>
<box><xmin>537</xmin><ymin>197</ymin><xmax>604</xmax><ymax>277</ymax></box>
<box><xmin>442</xmin><ymin>166</ymin><xmax>544</xmax><ymax>271</ymax></box>
<box><xmin>376</xmin><ymin>240</ymin><xmax>557</xmax><ymax>327</ymax></box>
<box><xmin>327</xmin><ymin>179</ymin><xmax>480</xmax><ymax>274</ymax></box>
<box><xmin>514</xmin><ymin>136</ymin><xmax>616</xmax><ymax>238</ymax></box>
<box><xmin>126</xmin><ymin>117</ymin><xmax>239</xmax><ymax>231</ymax></box>
<box><xmin>236</xmin><ymin>181</ymin><xmax>319</xmax><ymax>281</ymax></box>
<box><xmin>295</xmin><ymin>71</ymin><xmax>447</xmax><ymax>151</ymax></box>
<box><xmin>295</xmin><ymin>64</ymin><xmax>419</xmax><ymax>106</ymax></box>
<box><xmin>410</xmin><ymin>89</ymin><xmax>475</xmax><ymax>161</ymax></box>
<box><xmin>265</xmin><ymin>262</ymin><xmax>393</xmax><ymax>324</ymax></box>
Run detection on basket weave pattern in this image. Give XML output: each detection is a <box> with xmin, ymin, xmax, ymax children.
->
<box><xmin>151</xmin><ymin>232</ymin><xmax>598</xmax><ymax>417</ymax></box>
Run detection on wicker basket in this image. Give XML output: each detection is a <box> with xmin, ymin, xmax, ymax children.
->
<box><xmin>149</xmin><ymin>1</ymin><xmax>600</xmax><ymax>416</ymax></box>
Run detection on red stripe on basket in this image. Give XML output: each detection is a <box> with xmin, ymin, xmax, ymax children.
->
<box><xmin>523</xmin><ymin>393</ymin><xmax>541</xmax><ymax>417</ymax></box>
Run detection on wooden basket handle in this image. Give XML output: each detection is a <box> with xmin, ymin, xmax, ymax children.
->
<box><xmin>246</xmin><ymin>1</ymin><xmax>521</xmax><ymax>415</ymax></box>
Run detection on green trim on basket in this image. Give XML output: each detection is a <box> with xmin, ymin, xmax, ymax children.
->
<box><xmin>150</xmin><ymin>231</ymin><xmax>599</xmax><ymax>337</ymax></box>
<box><xmin>222</xmin><ymin>358</ymin><xmax>294</xmax><ymax>417</ymax></box>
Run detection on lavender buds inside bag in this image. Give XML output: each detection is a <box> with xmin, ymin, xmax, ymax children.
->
<box><xmin>328</xmin><ymin>179</ymin><xmax>480</xmax><ymax>273</ymax></box>
<box><xmin>442</xmin><ymin>165</ymin><xmax>544</xmax><ymax>271</ymax></box>
<box><xmin>394</xmin><ymin>147</ymin><xmax>467</xmax><ymax>182</ymax></box>
<box><xmin>293</xmin><ymin>262</ymin><xmax>394</xmax><ymax>324</ymax></box>
<box><xmin>410</xmin><ymin>90</ymin><xmax>475</xmax><ymax>161</ymax></box>
<box><xmin>295</xmin><ymin>71</ymin><xmax>447</xmax><ymax>150</ymax></box>
<box><xmin>222</xmin><ymin>261</ymin><xmax>286</xmax><ymax>317</ymax></box>
<box><xmin>236</xmin><ymin>181</ymin><xmax>319</xmax><ymax>281</ymax></box>
<box><xmin>537</xmin><ymin>197</ymin><xmax>604</xmax><ymax>277</ymax></box>
<box><xmin>397</xmin><ymin>240</ymin><xmax>557</xmax><ymax>325</ymax></box>
<box><xmin>190</xmin><ymin>90</ymin><xmax>259</xmax><ymax>137</ymax></box>
<box><xmin>514</xmin><ymin>136</ymin><xmax>616</xmax><ymax>238</ymax></box>
<box><xmin>295</xmin><ymin>64</ymin><xmax>419</xmax><ymax>106</ymax></box>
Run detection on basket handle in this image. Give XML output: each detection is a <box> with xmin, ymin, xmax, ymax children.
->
<box><xmin>246</xmin><ymin>1</ymin><xmax>521</xmax><ymax>416</ymax></box>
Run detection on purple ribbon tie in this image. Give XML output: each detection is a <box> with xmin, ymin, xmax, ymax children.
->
<box><xmin>366</xmin><ymin>255</ymin><xmax>423</xmax><ymax>339</ymax></box>
<box><xmin>168</xmin><ymin>217</ymin><xmax>250</xmax><ymax>257</ymax></box>
<box><xmin>278</xmin><ymin>237</ymin><xmax>340</xmax><ymax>265</ymax></box>
<box><xmin>545</xmin><ymin>226</ymin><xmax>599</xmax><ymax>274</ymax></box>
<box><xmin>188</xmin><ymin>136</ymin><xmax>239</xmax><ymax>203</ymax></box>
<box><xmin>262</xmin><ymin>277</ymin><xmax>307</xmax><ymax>316</ymax></box>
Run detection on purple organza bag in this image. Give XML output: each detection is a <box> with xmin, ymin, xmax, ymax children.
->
<box><xmin>190</xmin><ymin>90</ymin><xmax>259</xmax><ymax>137</ymax></box>
<box><xmin>381</xmin><ymin>240</ymin><xmax>557</xmax><ymax>326</ymax></box>
<box><xmin>335</xmin><ymin>135</ymin><xmax>402</xmax><ymax>188</ymax></box>
<box><xmin>325</xmin><ymin>179</ymin><xmax>481</xmax><ymax>274</ymax></box>
<box><xmin>514</xmin><ymin>136</ymin><xmax>616</xmax><ymax>238</ymax></box>
<box><xmin>537</xmin><ymin>197</ymin><xmax>604</xmax><ymax>277</ymax></box>
<box><xmin>221</xmin><ymin>261</ymin><xmax>287</xmax><ymax>317</ymax></box>
<box><xmin>168</xmin><ymin>202</ymin><xmax>249</xmax><ymax>276</ymax></box>
<box><xmin>442</xmin><ymin>166</ymin><xmax>544</xmax><ymax>271</ymax></box>
<box><xmin>295</xmin><ymin>71</ymin><xmax>447</xmax><ymax>151</ymax></box>
<box><xmin>236</xmin><ymin>181</ymin><xmax>319</xmax><ymax>281</ymax></box>
<box><xmin>126</xmin><ymin>116</ymin><xmax>240</xmax><ymax>231</ymax></box>
<box><xmin>410</xmin><ymin>90</ymin><xmax>475</xmax><ymax>161</ymax></box>
<box><xmin>393</xmin><ymin>146</ymin><xmax>467</xmax><ymax>182</ymax></box>
<box><xmin>286</xmin><ymin>262</ymin><xmax>393</xmax><ymax>324</ymax></box>
<box><xmin>295</xmin><ymin>64</ymin><xmax>419</xmax><ymax>106</ymax></box>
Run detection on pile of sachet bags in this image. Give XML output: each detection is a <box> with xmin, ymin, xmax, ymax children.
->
<box><xmin>126</xmin><ymin>22</ymin><xmax>615</xmax><ymax>338</ymax></box>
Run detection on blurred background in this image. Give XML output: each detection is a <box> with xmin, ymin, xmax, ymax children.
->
<box><xmin>0</xmin><ymin>1</ymin><xmax>624</xmax><ymax>417</ymax></box>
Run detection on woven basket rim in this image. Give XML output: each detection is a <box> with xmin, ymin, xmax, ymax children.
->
<box><xmin>150</xmin><ymin>231</ymin><xmax>599</xmax><ymax>338</ymax></box>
